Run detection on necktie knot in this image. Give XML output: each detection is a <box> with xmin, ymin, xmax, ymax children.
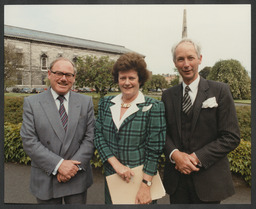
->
<box><xmin>57</xmin><ymin>95</ymin><xmax>65</xmax><ymax>104</ymax></box>
<box><xmin>57</xmin><ymin>95</ymin><xmax>68</xmax><ymax>131</ymax></box>
<box><xmin>185</xmin><ymin>86</ymin><xmax>191</xmax><ymax>93</ymax></box>
<box><xmin>182</xmin><ymin>86</ymin><xmax>192</xmax><ymax>115</ymax></box>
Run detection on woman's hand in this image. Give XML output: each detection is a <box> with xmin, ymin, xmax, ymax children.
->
<box><xmin>135</xmin><ymin>182</ymin><xmax>152</xmax><ymax>204</ymax></box>
<box><xmin>135</xmin><ymin>173</ymin><xmax>153</xmax><ymax>204</ymax></box>
<box><xmin>108</xmin><ymin>156</ymin><xmax>134</xmax><ymax>183</ymax></box>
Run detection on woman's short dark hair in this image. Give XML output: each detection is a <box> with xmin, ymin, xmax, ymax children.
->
<box><xmin>112</xmin><ymin>52</ymin><xmax>150</xmax><ymax>87</ymax></box>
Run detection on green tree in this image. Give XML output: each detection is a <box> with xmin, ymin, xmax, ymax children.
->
<box><xmin>144</xmin><ymin>75</ymin><xmax>168</xmax><ymax>92</ymax></box>
<box><xmin>207</xmin><ymin>59</ymin><xmax>251</xmax><ymax>99</ymax></box>
<box><xmin>199</xmin><ymin>66</ymin><xmax>211</xmax><ymax>79</ymax></box>
<box><xmin>4</xmin><ymin>43</ymin><xmax>24</xmax><ymax>91</ymax></box>
<box><xmin>170</xmin><ymin>75</ymin><xmax>179</xmax><ymax>87</ymax></box>
<box><xmin>75</xmin><ymin>55</ymin><xmax>116</xmax><ymax>97</ymax></box>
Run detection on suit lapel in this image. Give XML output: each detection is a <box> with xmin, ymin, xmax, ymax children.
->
<box><xmin>61</xmin><ymin>91</ymin><xmax>81</xmax><ymax>156</ymax></box>
<box><xmin>119</xmin><ymin>105</ymin><xmax>139</xmax><ymax>130</ymax></box>
<box><xmin>190</xmin><ymin>77</ymin><xmax>209</xmax><ymax>135</ymax></box>
<box><xmin>173</xmin><ymin>84</ymin><xmax>182</xmax><ymax>138</ymax></box>
<box><xmin>39</xmin><ymin>89</ymin><xmax>65</xmax><ymax>142</ymax></box>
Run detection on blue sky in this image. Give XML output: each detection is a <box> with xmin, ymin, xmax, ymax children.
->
<box><xmin>5</xmin><ymin>4</ymin><xmax>251</xmax><ymax>75</ymax></box>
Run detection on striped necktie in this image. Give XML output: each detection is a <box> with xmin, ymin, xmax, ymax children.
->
<box><xmin>57</xmin><ymin>95</ymin><xmax>68</xmax><ymax>131</ymax></box>
<box><xmin>182</xmin><ymin>86</ymin><xmax>192</xmax><ymax>115</ymax></box>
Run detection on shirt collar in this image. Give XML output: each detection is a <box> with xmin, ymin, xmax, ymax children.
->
<box><xmin>182</xmin><ymin>75</ymin><xmax>200</xmax><ymax>93</ymax></box>
<box><xmin>111</xmin><ymin>91</ymin><xmax>145</xmax><ymax>104</ymax></box>
<box><xmin>50</xmin><ymin>88</ymin><xmax>70</xmax><ymax>101</ymax></box>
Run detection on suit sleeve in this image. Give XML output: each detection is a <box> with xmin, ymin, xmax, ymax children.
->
<box><xmin>195</xmin><ymin>83</ymin><xmax>240</xmax><ymax>169</ymax></box>
<box><xmin>143</xmin><ymin>101</ymin><xmax>166</xmax><ymax>175</ymax></box>
<box><xmin>20</xmin><ymin>97</ymin><xmax>62</xmax><ymax>176</ymax></box>
<box><xmin>94</xmin><ymin>98</ymin><xmax>115</xmax><ymax>163</ymax></box>
<box><xmin>71</xmin><ymin>97</ymin><xmax>95</xmax><ymax>170</ymax></box>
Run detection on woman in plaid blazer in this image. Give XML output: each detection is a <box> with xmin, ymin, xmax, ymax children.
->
<box><xmin>94</xmin><ymin>52</ymin><xmax>166</xmax><ymax>204</ymax></box>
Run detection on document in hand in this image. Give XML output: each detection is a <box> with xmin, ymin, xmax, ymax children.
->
<box><xmin>106</xmin><ymin>165</ymin><xmax>166</xmax><ymax>204</ymax></box>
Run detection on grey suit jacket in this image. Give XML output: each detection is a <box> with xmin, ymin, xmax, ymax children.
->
<box><xmin>20</xmin><ymin>89</ymin><xmax>95</xmax><ymax>200</ymax></box>
<box><xmin>162</xmin><ymin>77</ymin><xmax>240</xmax><ymax>201</ymax></box>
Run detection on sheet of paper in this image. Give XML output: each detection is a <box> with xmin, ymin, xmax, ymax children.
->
<box><xmin>106</xmin><ymin>165</ymin><xmax>166</xmax><ymax>204</ymax></box>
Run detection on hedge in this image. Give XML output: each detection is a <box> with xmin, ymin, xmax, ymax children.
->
<box><xmin>235</xmin><ymin>106</ymin><xmax>251</xmax><ymax>141</ymax></box>
<box><xmin>228</xmin><ymin>139</ymin><xmax>251</xmax><ymax>186</ymax></box>
<box><xmin>4</xmin><ymin>121</ymin><xmax>251</xmax><ymax>186</ymax></box>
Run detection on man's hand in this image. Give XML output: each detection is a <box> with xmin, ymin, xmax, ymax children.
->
<box><xmin>57</xmin><ymin>160</ymin><xmax>80</xmax><ymax>180</ymax></box>
<box><xmin>57</xmin><ymin>173</ymin><xmax>69</xmax><ymax>183</ymax></box>
<box><xmin>172</xmin><ymin>150</ymin><xmax>199</xmax><ymax>174</ymax></box>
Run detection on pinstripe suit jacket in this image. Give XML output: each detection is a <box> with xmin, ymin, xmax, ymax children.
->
<box><xmin>20</xmin><ymin>89</ymin><xmax>95</xmax><ymax>200</ymax></box>
<box><xmin>162</xmin><ymin>77</ymin><xmax>240</xmax><ymax>201</ymax></box>
<box><xmin>94</xmin><ymin>93</ymin><xmax>166</xmax><ymax>176</ymax></box>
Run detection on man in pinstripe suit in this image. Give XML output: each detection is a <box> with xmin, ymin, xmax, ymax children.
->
<box><xmin>162</xmin><ymin>39</ymin><xmax>240</xmax><ymax>204</ymax></box>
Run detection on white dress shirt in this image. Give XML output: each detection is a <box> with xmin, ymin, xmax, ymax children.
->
<box><xmin>50</xmin><ymin>88</ymin><xmax>70</xmax><ymax>175</ymax></box>
<box><xmin>170</xmin><ymin>76</ymin><xmax>201</xmax><ymax>165</ymax></box>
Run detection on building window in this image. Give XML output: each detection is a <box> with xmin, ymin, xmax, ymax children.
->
<box><xmin>17</xmin><ymin>73</ymin><xmax>22</xmax><ymax>85</ymax></box>
<box><xmin>41</xmin><ymin>54</ymin><xmax>48</xmax><ymax>71</ymax></box>
<box><xmin>42</xmin><ymin>74</ymin><xmax>46</xmax><ymax>85</ymax></box>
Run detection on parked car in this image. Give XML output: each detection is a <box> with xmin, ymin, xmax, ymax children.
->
<box><xmin>12</xmin><ymin>87</ymin><xmax>21</xmax><ymax>93</ymax></box>
<box><xmin>77</xmin><ymin>87</ymin><xmax>92</xmax><ymax>93</ymax></box>
<box><xmin>32</xmin><ymin>88</ymin><xmax>45</xmax><ymax>93</ymax></box>
<box><xmin>20</xmin><ymin>87</ymin><xmax>32</xmax><ymax>93</ymax></box>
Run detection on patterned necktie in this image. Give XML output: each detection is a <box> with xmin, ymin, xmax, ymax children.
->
<box><xmin>182</xmin><ymin>86</ymin><xmax>192</xmax><ymax>115</ymax></box>
<box><xmin>57</xmin><ymin>95</ymin><xmax>68</xmax><ymax>131</ymax></box>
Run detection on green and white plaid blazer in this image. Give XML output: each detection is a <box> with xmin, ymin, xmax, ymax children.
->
<box><xmin>94</xmin><ymin>92</ymin><xmax>166</xmax><ymax>176</ymax></box>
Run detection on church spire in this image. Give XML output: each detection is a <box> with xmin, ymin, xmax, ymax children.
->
<box><xmin>182</xmin><ymin>9</ymin><xmax>187</xmax><ymax>38</ymax></box>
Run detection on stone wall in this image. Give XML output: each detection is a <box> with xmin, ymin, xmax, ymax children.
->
<box><xmin>4</xmin><ymin>37</ymin><xmax>121</xmax><ymax>89</ymax></box>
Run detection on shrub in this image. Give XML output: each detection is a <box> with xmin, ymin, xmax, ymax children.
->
<box><xmin>4</xmin><ymin>96</ymin><xmax>24</xmax><ymax>124</ymax></box>
<box><xmin>235</xmin><ymin>106</ymin><xmax>251</xmax><ymax>141</ymax></box>
<box><xmin>4</xmin><ymin>122</ymin><xmax>31</xmax><ymax>164</ymax></box>
<box><xmin>228</xmin><ymin>139</ymin><xmax>251</xmax><ymax>186</ymax></box>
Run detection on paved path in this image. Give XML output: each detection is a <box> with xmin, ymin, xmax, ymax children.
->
<box><xmin>4</xmin><ymin>162</ymin><xmax>251</xmax><ymax>204</ymax></box>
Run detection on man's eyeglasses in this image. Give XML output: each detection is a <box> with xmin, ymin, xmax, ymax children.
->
<box><xmin>50</xmin><ymin>69</ymin><xmax>75</xmax><ymax>79</ymax></box>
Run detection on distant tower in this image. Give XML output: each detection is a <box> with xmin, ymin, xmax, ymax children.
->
<box><xmin>179</xmin><ymin>9</ymin><xmax>187</xmax><ymax>84</ymax></box>
<box><xmin>182</xmin><ymin>9</ymin><xmax>187</xmax><ymax>38</ymax></box>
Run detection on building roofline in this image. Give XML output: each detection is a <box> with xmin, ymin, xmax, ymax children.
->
<box><xmin>4</xmin><ymin>25</ymin><xmax>136</xmax><ymax>55</ymax></box>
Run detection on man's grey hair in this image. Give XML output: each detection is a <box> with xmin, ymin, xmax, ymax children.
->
<box><xmin>171</xmin><ymin>38</ymin><xmax>202</xmax><ymax>62</ymax></box>
<box><xmin>49</xmin><ymin>57</ymin><xmax>77</xmax><ymax>74</ymax></box>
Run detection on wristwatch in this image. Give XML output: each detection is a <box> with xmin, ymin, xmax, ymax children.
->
<box><xmin>142</xmin><ymin>179</ymin><xmax>152</xmax><ymax>187</ymax></box>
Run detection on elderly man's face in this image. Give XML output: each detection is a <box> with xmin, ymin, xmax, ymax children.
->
<box><xmin>174</xmin><ymin>42</ymin><xmax>202</xmax><ymax>85</ymax></box>
<box><xmin>48</xmin><ymin>60</ymin><xmax>76</xmax><ymax>95</ymax></box>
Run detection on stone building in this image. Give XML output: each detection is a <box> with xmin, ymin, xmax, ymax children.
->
<box><xmin>4</xmin><ymin>25</ymin><xmax>136</xmax><ymax>89</ymax></box>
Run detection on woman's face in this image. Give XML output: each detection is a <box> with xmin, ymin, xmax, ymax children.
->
<box><xmin>118</xmin><ymin>69</ymin><xmax>140</xmax><ymax>102</ymax></box>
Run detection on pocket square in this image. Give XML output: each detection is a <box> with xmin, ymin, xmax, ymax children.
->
<box><xmin>142</xmin><ymin>104</ymin><xmax>152</xmax><ymax>112</ymax></box>
<box><xmin>202</xmin><ymin>97</ymin><xmax>218</xmax><ymax>108</ymax></box>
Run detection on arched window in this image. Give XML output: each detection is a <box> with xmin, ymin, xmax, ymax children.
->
<box><xmin>41</xmin><ymin>53</ymin><xmax>48</xmax><ymax>71</ymax></box>
<box><xmin>17</xmin><ymin>73</ymin><xmax>22</xmax><ymax>85</ymax></box>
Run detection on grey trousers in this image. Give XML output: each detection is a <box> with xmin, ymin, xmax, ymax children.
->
<box><xmin>36</xmin><ymin>190</ymin><xmax>87</xmax><ymax>204</ymax></box>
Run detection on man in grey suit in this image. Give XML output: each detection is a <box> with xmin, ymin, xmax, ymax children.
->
<box><xmin>20</xmin><ymin>57</ymin><xmax>95</xmax><ymax>204</ymax></box>
<box><xmin>162</xmin><ymin>38</ymin><xmax>240</xmax><ymax>204</ymax></box>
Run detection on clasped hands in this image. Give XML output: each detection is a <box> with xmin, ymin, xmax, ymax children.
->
<box><xmin>172</xmin><ymin>150</ymin><xmax>200</xmax><ymax>175</ymax></box>
<box><xmin>57</xmin><ymin>160</ymin><xmax>81</xmax><ymax>183</ymax></box>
